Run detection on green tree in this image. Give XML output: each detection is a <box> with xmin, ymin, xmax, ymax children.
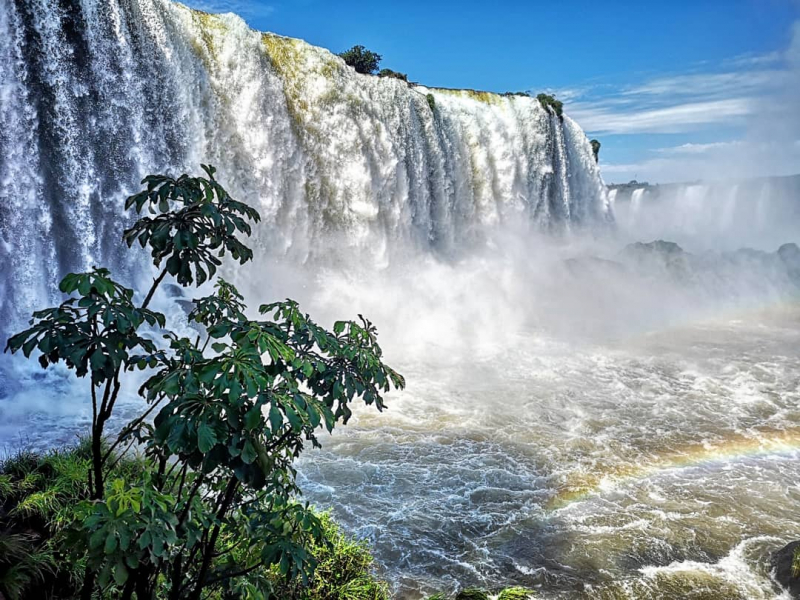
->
<box><xmin>590</xmin><ymin>139</ymin><xmax>601</xmax><ymax>163</ymax></box>
<box><xmin>338</xmin><ymin>45</ymin><xmax>382</xmax><ymax>75</ymax></box>
<box><xmin>5</xmin><ymin>165</ymin><xmax>404</xmax><ymax>599</ymax></box>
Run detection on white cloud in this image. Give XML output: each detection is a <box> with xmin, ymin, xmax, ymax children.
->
<box><xmin>559</xmin><ymin>23</ymin><xmax>796</xmax><ymax>139</ymax></box>
<box><xmin>602</xmin><ymin>138</ymin><xmax>800</xmax><ymax>184</ymax></box>
<box><xmin>622</xmin><ymin>69</ymin><xmax>786</xmax><ymax>100</ymax></box>
<box><xmin>562</xmin><ymin>19</ymin><xmax>800</xmax><ymax>183</ymax></box>
<box><xmin>569</xmin><ymin>97</ymin><xmax>753</xmax><ymax>135</ymax></box>
<box><xmin>654</xmin><ymin>141</ymin><xmax>743</xmax><ymax>155</ymax></box>
<box><xmin>725</xmin><ymin>50</ymin><xmax>783</xmax><ymax>68</ymax></box>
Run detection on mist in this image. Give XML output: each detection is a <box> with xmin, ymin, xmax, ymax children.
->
<box><xmin>2</xmin><ymin>1</ymin><xmax>800</xmax><ymax>598</ymax></box>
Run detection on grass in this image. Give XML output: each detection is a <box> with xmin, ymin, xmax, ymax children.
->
<box><xmin>0</xmin><ymin>442</ymin><xmax>96</xmax><ymax>599</ymax></box>
<box><xmin>0</xmin><ymin>442</ymin><xmax>388</xmax><ymax>600</ymax></box>
<box><xmin>271</xmin><ymin>512</ymin><xmax>388</xmax><ymax>600</ymax></box>
<box><xmin>498</xmin><ymin>588</ymin><xmax>536</xmax><ymax>600</ymax></box>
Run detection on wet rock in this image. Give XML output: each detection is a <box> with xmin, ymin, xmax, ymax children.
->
<box><xmin>620</xmin><ymin>240</ymin><xmax>691</xmax><ymax>280</ymax></box>
<box><xmin>778</xmin><ymin>243</ymin><xmax>800</xmax><ymax>281</ymax></box>
<box><xmin>771</xmin><ymin>541</ymin><xmax>800</xmax><ymax>598</ymax></box>
<box><xmin>620</xmin><ymin>240</ymin><xmax>697</xmax><ymax>284</ymax></box>
<box><xmin>624</xmin><ymin>240</ymin><xmax>685</xmax><ymax>257</ymax></box>
<box><xmin>563</xmin><ymin>256</ymin><xmax>627</xmax><ymax>277</ymax></box>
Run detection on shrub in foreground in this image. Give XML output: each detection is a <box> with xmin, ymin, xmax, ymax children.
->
<box><xmin>0</xmin><ymin>444</ymin><xmax>389</xmax><ymax>600</ymax></box>
<box><xmin>4</xmin><ymin>165</ymin><xmax>403</xmax><ymax>599</ymax></box>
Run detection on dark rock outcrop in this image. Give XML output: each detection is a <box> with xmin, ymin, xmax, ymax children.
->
<box><xmin>778</xmin><ymin>243</ymin><xmax>800</xmax><ymax>281</ymax></box>
<box><xmin>455</xmin><ymin>589</ymin><xmax>490</xmax><ymax>600</ymax></box>
<box><xmin>771</xmin><ymin>541</ymin><xmax>800</xmax><ymax>597</ymax></box>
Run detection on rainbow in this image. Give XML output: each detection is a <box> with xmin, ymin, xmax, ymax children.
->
<box><xmin>548</xmin><ymin>427</ymin><xmax>800</xmax><ymax>510</ymax></box>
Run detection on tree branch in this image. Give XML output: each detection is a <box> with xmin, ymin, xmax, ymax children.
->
<box><xmin>141</xmin><ymin>267</ymin><xmax>169</xmax><ymax>310</ymax></box>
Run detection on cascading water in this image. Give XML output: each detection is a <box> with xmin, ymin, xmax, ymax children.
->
<box><xmin>3</xmin><ymin>2</ymin><xmax>800</xmax><ymax>600</ymax></box>
<box><xmin>0</xmin><ymin>0</ymin><xmax>610</xmax><ymax>332</ymax></box>
<box><xmin>611</xmin><ymin>175</ymin><xmax>800</xmax><ymax>251</ymax></box>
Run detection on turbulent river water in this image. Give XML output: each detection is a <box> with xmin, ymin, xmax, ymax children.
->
<box><xmin>2</xmin><ymin>1</ymin><xmax>800</xmax><ymax>599</ymax></box>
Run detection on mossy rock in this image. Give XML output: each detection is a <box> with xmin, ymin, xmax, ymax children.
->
<box><xmin>426</xmin><ymin>93</ymin><xmax>436</xmax><ymax>111</ymax></box>
<box><xmin>425</xmin><ymin>595</ymin><xmax>447</xmax><ymax>600</ymax></box>
<box><xmin>498</xmin><ymin>587</ymin><xmax>536</xmax><ymax>600</ymax></box>
<box><xmin>455</xmin><ymin>589</ymin><xmax>490</xmax><ymax>600</ymax></box>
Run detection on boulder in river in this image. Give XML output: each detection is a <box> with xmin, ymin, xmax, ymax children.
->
<box><xmin>771</xmin><ymin>541</ymin><xmax>800</xmax><ymax>597</ymax></box>
<box><xmin>454</xmin><ymin>589</ymin><xmax>490</xmax><ymax>600</ymax></box>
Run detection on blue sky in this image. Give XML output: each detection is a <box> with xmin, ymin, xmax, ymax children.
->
<box><xmin>187</xmin><ymin>0</ymin><xmax>800</xmax><ymax>183</ymax></box>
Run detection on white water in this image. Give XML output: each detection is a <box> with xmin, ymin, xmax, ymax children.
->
<box><xmin>2</xmin><ymin>2</ymin><xmax>800</xmax><ymax>599</ymax></box>
<box><xmin>0</xmin><ymin>0</ymin><xmax>609</xmax><ymax>330</ymax></box>
<box><xmin>613</xmin><ymin>177</ymin><xmax>800</xmax><ymax>252</ymax></box>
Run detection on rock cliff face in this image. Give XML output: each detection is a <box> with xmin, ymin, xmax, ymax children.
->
<box><xmin>0</xmin><ymin>0</ymin><xmax>611</xmax><ymax>331</ymax></box>
<box><xmin>771</xmin><ymin>541</ymin><xmax>800</xmax><ymax>598</ymax></box>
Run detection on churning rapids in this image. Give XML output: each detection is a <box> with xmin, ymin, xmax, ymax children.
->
<box><xmin>2</xmin><ymin>1</ymin><xmax>800</xmax><ymax>599</ymax></box>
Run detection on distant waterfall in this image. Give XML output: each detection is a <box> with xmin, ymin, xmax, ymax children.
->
<box><xmin>0</xmin><ymin>0</ymin><xmax>611</xmax><ymax>329</ymax></box>
<box><xmin>611</xmin><ymin>176</ymin><xmax>800</xmax><ymax>250</ymax></box>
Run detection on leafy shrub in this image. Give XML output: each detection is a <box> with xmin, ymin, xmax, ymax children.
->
<box><xmin>501</xmin><ymin>91</ymin><xmax>530</xmax><ymax>98</ymax></box>
<box><xmin>536</xmin><ymin>93</ymin><xmax>563</xmax><ymax>120</ymax></box>
<box><xmin>272</xmin><ymin>512</ymin><xmax>388</xmax><ymax>600</ymax></box>
<box><xmin>5</xmin><ymin>165</ymin><xmax>404</xmax><ymax>599</ymax></box>
<box><xmin>338</xmin><ymin>46</ymin><xmax>382</xmax><ymax>75</ymax></box>
<box><xmin>378</xmin><ymin>68</ymin><xmax>408</xmax><ymax>82</ymax></box>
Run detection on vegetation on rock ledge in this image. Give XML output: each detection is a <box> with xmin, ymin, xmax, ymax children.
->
<box><xmin>536</xmin><ymin>93</ymin><xmax>564</xmax><ymax>120</ymax></box>
<box><xmin>426</xmin><ymin>93</ymin><xmax>436</xmax><ymax>111</ymax></box>
<box><xmin>590</xmin><ymin>139</ymin><xmax>601</xmax><ymax>162</ymax></box>
<box><xmin>378</xmin><ymin>68</ymin><xmax>408</xmax><ymax>82</ymax></box>
<box><xmin>338</xmin><ymin>45</ymin><xmax>383</xmax><ymax>75</ymax></box>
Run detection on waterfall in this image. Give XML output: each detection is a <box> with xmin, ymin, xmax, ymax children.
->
<box><xmin>0</xmin><ymin>0</ymin><xmax>610</xmax><ymax>330</ymax></box>
<box><xmin>611</xmin><ymin>175</ymin><xmax>800</xmax><ymax>251</ymax></box>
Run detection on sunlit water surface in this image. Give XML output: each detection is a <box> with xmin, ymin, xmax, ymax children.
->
<box><xmin>297</xmin><ymin>303</ymin><xmax>800</xmax><ymax>599</ymax></box>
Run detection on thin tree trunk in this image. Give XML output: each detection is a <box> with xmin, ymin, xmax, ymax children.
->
<box><xmin>80</xmin><ymin>569</ymin><xmax>96</xmax><ymax>600</ymax></box>
<box><xmin>188</xmin><ymin>477</ymin><xmax>238</xmax><ymax>600</ymax></box>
